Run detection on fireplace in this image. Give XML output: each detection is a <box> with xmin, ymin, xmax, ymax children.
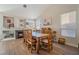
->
<box><xmin>15</xmin><ymin>30</ymin><xmax>24</xmax><ymax>39</ymax></box>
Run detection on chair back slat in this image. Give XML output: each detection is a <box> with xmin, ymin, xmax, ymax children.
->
<box><xmin>27</xmin><ymin>29</ymin><xmax>32</xmax><ymax>42</ymax></box>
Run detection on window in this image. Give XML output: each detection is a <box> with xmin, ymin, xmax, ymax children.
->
<box><xmin>61</xmin><ymin>11</ymin><xmax>76</xmax><ymax>38</ymax></box>
<box><xmin>25</xmin><ymin>18</ymin><xmax>43</xmax><ymax>30</ymax></box>
<box><xmin>25</xmin><ymin>19</ymin><xmax>35</xmax><ymax>29</ymax></box>
<box><xmin>36</xmin><ymin>19</ymin><xmax>41</xmax><ymax>30</ymax></box>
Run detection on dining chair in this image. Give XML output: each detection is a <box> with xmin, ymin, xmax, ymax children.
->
<box><xmin>23</xmin><ymin>29</ymin><xmax>36</xmax><ymax>53</ymax></box>
<box><xmin>41</xmin><ymin>27</ymin><xmax>53</xmax><ymax>52</ymax></box>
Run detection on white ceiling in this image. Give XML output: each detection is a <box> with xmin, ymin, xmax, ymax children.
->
<box><xmin>0</xmin><ymin>4</ymin><xmax>78</xmax><ymax>19</ymax></box>
<box><xmin>0</xmin><ymin>4</ymin><xmax>22</xmax><ymax>12</ymax></box>
<box><xmin>0</xmin><ymin>4</ymin><xmax>50</xmax><ymax>19</ymax></box>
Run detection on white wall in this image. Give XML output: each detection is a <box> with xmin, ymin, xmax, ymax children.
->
<box><xmin>14</xmin><ymin>17</ymin><xmax>22</xmax><ymax>30</ymax></box>
<box><xmin>0</xmin><ymin>14</ymin><xmax>3</xmax><ymax>40</ymax></box>
<box><xmin>77</xmin><ymin>7</ymin><xmax>79</xmax><ymax>47</ymax></box>
<box><xmin>41</xmin><ymin>5</ymin><xmax>79</xmax><ymax>48</ymax></box>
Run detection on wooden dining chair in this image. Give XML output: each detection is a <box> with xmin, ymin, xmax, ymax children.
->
<box><xmin>23</xmin><ymin>29</ymin><xmax>36</xmax><ymax>53</ymax></box>
<box><xmin>41</xmin><ymin>27</ymin><xmax>53</xmax><ymax>52</ymax></box>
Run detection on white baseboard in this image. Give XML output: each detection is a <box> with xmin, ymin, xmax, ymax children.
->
<box><xmin>66</xmin><ymin>42</ymin><xmax>78</xmax><ymax>48</ymax></box>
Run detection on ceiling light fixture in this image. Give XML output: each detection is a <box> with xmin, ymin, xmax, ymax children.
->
<box><xmin>23</xmin><ymin>4</ymin><xmax>27</xmax><ymax>8</ymax></box>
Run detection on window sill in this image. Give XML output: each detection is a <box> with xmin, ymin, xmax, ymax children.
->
<box><xmin>62</xmin><ymin>36</ymin><xmax>76</xmax><ymax>39</ymax></box>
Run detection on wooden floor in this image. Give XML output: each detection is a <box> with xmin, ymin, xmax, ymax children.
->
<box><xmin>0</xmin><ymin>39</ymin><xmax>79</xmax><ymax>55</ymax></box>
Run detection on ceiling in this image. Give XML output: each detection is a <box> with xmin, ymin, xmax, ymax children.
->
<box><xmin>0</xmin><ymin>4</ymin><xmax>78</xmax><ymax>19</ymax></box>
<box><xmin>0</xmin><ymin>4</ymin><xmax>50</xmax><ymax>19</ymax></box>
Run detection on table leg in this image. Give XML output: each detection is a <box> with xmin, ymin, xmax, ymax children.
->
<box><xmin>36</xmin><ymin>38</ymin><xmax>40</xmax><ymax>54</ymax></box>
<box><xmin>24</xmin><ymin>39</ymin><xmax>25</xmax><ymax>42</ymax></box>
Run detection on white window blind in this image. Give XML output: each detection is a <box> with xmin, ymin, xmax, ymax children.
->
<box><xmin>61</xmin><ymin>11</ymin><xmax>76</xmax><ymax>38</ymax></box>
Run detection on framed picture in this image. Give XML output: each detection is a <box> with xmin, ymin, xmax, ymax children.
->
<box><xmin>3</xmin><ymin>16</ymin><xmax>14</xmax><ymax>29</ymax></box>
<box><xmin>43</xmin><ymin>16</ymin><xmax>52</xmax><ymax>26</ymax></box>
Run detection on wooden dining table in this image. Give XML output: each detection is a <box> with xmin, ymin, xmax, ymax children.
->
<box><xmin>32</xmin><ymin>32</ymin><xmax>49</xmax><ymax>54</ymax></box>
